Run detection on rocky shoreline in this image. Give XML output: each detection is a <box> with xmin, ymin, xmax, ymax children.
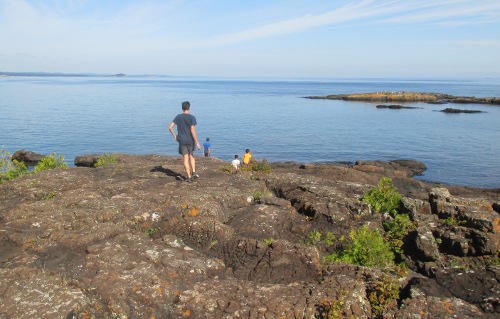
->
<box><xmin>305</xmin><ymin>91</ymin><xmax>500</xmax><ymax>105</ymax></box>
<box><xmin>1</xmin><ymin>153</ymin><xmax>499</xmax><ymax>318</ymax></box>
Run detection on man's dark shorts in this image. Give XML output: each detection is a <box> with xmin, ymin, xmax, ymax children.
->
<box><xmin>179</xmin><ymin>144</ymin><xmax>195</xmax><ymax>155</ymax></box>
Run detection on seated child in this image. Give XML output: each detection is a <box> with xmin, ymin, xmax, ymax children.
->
<box><xmin>242</xmin><ymin>149</ymin><xmax>252</xmax><ymax>166</ymax></box>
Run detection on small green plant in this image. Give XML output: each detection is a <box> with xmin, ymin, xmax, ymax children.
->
<box><xmin>440</xmin><ymin>216</ymin><xmax>467</xmax><ymax>226</ymax></box>
<box><xmin>43</xmin><ymin>191</ymin><xmax>57</xmax><ymax>200</ymax></box>
<box><xmin>209</xmin><ymin>240</ymin><xmax>219</xmax><ymax>249</ymax></box>
<box><xmin>241</xmin><ymin>158</ymin><xmax>272</xmax><ymax>174</ymax></box>
<box><xmin>363</xmin><ymin>177</ymin><xmax>402</xmax><ymax>215</ymax></box>
<box><xmin>325</xmin><ymin>226</ymin><xmax>395</xmax><ymax>268</ymax></box>
<box><xmin>263</xmin><ymin>237</ymin><xmax>274</xmax><ymax>247</ymax></box>
<box><xmin>304</xmin><ymin>230</ymin><xmax>336</xmax><ymax>247</ymax></box>
<box><xmin>1</xmin><ymin>147</ymin><xmax>29</xmax><ymax>182</ymax></box>
<box><xmin>34</xmin><ymin>153</ymin><xmax>68</xmax><ymax>172</ymax></box>
<box><xmin>383</xmin><ymin>213</ymin><xmax>415</xmax><ymax>254</ymax></box>
<box><xmin>95</xmin><ymin>154</ymin><xmax>118</xmax><ymax>167</ymax></box>
<box><xmin>251</xmin><ymin>189</ymin><xmax>272</xmax><ymax>203</ymax></box>
<box><xmin>368</xmin><ymin>276</ymin><xmax>399</xmax><ymax>319</ymax></box>
<box><xmin>306</xmin><ymin>230</ymin><xmax>323</xmax><ymax>247</ymax></box>
<box><xmin>316</xmin><ymin>291</ymin><xmax>349</xmax><ymax>319</ymax></box>
<box><xmin>146</xmin><ymin>227</ymin><xmax>158</xmax><ymax>237</ymax></box>
<box><xmin>220</xmin><ymin>164</ymin><xmax>233</xmax><ymax>174</ymax></box>
<box><xmin>486</xmin><ymin>254</ymin><xmax>500</xmax><ymax>267</ymax></box>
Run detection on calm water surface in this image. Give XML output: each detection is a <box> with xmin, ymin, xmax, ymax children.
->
<box><xmin>1</xmin><ymin>76</ymin><xmax>499</xmax><ymax>188</ymax></box>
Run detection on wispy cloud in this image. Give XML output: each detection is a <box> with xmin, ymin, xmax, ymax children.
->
<box><xmin>1</xmin><ymin>0</ymin><xmax>499</xmax><ymax>76</ymax></box>
<box><xmin>198</xmin><ymin>0</ymin><xmax>500</xmax><ymax>47</ymax></box>
<box><xmin>2</xmin><ymin>0</ymin><xmax>499</xmax><ymax>50</ymax></box>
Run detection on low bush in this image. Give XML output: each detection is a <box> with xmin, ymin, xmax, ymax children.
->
<box><xmin>95</xmin><ymin>154</ymin><xmax>118</xmax><ymax>167</ymax></box>
<box><xmin>383</xmin><ymin>213</ymin><xmax>415</xmax><ymax>255</ymax></box>
<box><xmin>241</xmin><ymin>158</ymin><xmax>272</xmax><ymax>173</ymax></box>
<box><xmin>316</xmin><ymin>291</ymin><xmax>348</xmax><ymax>319</ymax></box>
<box><xmin>363</xmin><ymin>177</ymin><xmax>414</xmax><ymax>256</ymax></box>
<box><xmin>362</xmin><ymin>177</ymin><xmax>402</xmax><ymax>215</ymax></box>
<box><xmin>34</xmin><ymin>153</ymin><xmax>68</xmax><ymax>172</ymax></box>
<box><xmin>368</xmin><ymin>275</ymin><xmax>400</xmax><ymax>319</ymax></box>
<box><xmin>325</xmin><ymin>225</ymin><xmax>394</xmax><ymax>268</ymax></box>
<box><xmin>1</xmin><ymin>147</ymin><xmax>29</xmax><ymax>183</ymax></box>
<box><xmin>303</xmin><ymin>229</ymin><xmax>336</xmax><ymax>248</ymax></box>
<box><xmin>251</xmin><ymin>189</ymin><xmax>272</xmax><ymax>203</ymax></box>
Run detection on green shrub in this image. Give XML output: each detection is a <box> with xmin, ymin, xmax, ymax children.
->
<box><xmin>363</xmin><ymin>177</ymin><xmax>402</xmax><ymax>215</ymax></box>
<box><xmin>440</xmin><ymin>216</ymin><xmax>467</xmax><ymax>226</ymax></box>
<box><xmin>383</xmin><ymin>213</ymin><xmax>415</xmax><ymax>254</ymax></box>
<box><xmin>1</xmin><ymin>147</ymin><xmax>29</xmax><ymax>182</ymax></box>
<box><xmin>251</xmin><ymin>189</ymin><xmax>272</xmax><ymax>203</ymax></box>
<box><xmin>368</xmin><ymin>275</ymin><xmax>400</xmax><ymax>319</ymax></box>
<box><xmin>241</xmin><ymin>158</ymin><xmax>272</xmax><ymax>173</ymax></box>
<box><xmin>304</xmin><ymin>229</ymin><xmax>336</xmax><ymax>247</ymax></box>
<box><xmin>316</xmin><ymin>290</ymin><xmax>348</xmax><ymax>319</ymax></box>
<box><xmin>220</xmin><ymin>163</ymin><xmax>234</xmax><ymax>174</ymax></box>
<box><xmin>95</xmin><ymin>154</ymin><xmax>118</xmax><ymax>167</ymax></box>
<box><xmin>34</xmin><ymin>153</ymin><xmax>68</xmax><ymax>172</ymax></box>
<box><xmin>325</xmin><ymin>226</ymin><xmax>394</xmax><ymax>268</ymax></box>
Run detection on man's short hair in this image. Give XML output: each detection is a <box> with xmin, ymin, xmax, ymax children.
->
<box><xmin>182</xmin><ymin>101</ymin><xmax>190</xmax><ymax>111</ymax></box>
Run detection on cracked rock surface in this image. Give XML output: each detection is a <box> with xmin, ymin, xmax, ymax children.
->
<box><xmin>1</xmin><ymin>154</ymin><xmax>499</xmax><ymax>318</ymax></box>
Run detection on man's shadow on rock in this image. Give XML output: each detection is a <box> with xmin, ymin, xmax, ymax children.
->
<box><xmin>150</xmin><ymin>166</ymin><xmax>181</xmax><ymax>177</ymax></box>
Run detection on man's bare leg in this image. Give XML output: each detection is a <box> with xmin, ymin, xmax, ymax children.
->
<box><xmin>189</xmin><ymin>153</ymin><xmax>196</xmax><ymax>176</ymax></box>
<box><xmin>183</xmin><ymin>154</ymin><xmax>191</xmax><ymax>178</ymax></box>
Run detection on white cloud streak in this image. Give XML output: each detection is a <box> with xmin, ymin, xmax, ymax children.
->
<box><xmin>199</xmin><ymin>0</ymin><xmax>500</xmax><ymax>47</ymax></box>
<box><xmin>1</xmin><ymin>0</ymin><xmax>499</xmax><ymax>75</ymax></box>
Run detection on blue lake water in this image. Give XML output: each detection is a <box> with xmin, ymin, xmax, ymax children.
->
<box><xmin>1</xmin><ymin>76</ymin><xmax>499</xmax><ymax>188</ymax></box>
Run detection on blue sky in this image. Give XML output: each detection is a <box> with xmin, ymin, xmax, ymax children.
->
<box><xmin>1</xmin><ymin>0</ymin><xmax>499</xmax><ymax>78</ymax></box>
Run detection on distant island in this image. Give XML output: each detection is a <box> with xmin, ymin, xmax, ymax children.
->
<box><xmin>0</xmin><ymin>71</ymin><xmax>126</xmax><ymax>77</ymax></box>
<box><xmin>305</xmin><ymin>91</ymin><xmax>500</xmax><ymax>105</ymax></box>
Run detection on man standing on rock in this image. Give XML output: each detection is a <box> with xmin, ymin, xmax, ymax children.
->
<box><xmin>169</xmin><ymin>101</ymin><xmax>201</xmax><ymax>182</ymax></box>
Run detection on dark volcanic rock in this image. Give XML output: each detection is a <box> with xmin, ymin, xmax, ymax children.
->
<box><xmin>376</xmin><ymin>104</ymin><xmax>420</xmax><ymax>109</ymax></box>
<box><xmin>441</xmin><ymin>107</ymin><xmax>483</xmax><ymax>114</ymax></box>
<box><xmin>74</xmin><ymin>154</ymin><xmax>101</xmax><ymax>167</ymax></box>
<box><xmin>11</xmin><ymin>149</ymin><xmax>45</xmax><ymax>165</ymax></box>
<box><xmin>354</xmin><ymin>159</ymin><xmax>427</xmax><ymax>177</ymax></box>
<box><xmin>1</xmin><ymin>154</ymin><xmax>499</xmax><ymax>318</ymax></box>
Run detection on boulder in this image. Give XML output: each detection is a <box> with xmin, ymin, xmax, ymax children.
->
<box><xmin>74</xmin><ymin>154</ymin><xmax>101</xmax><ymax>167</ymax></box>
<box><xmin>11</xmin><ymin>149</ymin><xmax>45</xmax><ymax>165</ymax></box>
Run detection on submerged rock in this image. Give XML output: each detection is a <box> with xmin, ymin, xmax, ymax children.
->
<box><xmin>376</xmin><ymin>104</ymin><xmax>420</xmax><ymax>109</ymax></box>
<box><xmin>440</xmin><ymin>107</ymin><xmax>483</xmax><ymax>114</ymax></box>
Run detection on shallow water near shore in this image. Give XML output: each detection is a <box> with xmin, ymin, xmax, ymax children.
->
<box><xmin>1</xmin><ymin>76</ymin><xmax>499</xmax><ymax>188</ymax></box>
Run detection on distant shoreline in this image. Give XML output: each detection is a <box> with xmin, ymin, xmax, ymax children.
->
<box><xmin>305</xmin><ymin>91</ymin><xmax>500</xmax><ymax>105</ymax></box>
<box><xmin>0</xmin><ymin>71</ymin><xmax>126</xmax><ymax>78</ymax></box>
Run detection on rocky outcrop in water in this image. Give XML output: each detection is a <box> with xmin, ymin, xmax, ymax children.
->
<box><xmin>376</xmin><ymin>104</ymin><xmax>420</xmax><ymax>109</ymax></box>
<box><xmin>306</xmin><ymin>91</ymin><xmax>500</xmax><ymax>105</ymax></box>
<box><xmin>440</xmin><ymin>108</ymin><xmax>483</xmax><ymax>114</ymax></box>
<box><xmin>0</xmin><ymin>154</ymin><xmax>498</xmax><ymax>318</ymax></box>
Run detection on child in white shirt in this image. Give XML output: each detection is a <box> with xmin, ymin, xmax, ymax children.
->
<box><xmin>231</xmin><ymin>155</ymin><xmax>240</xmax><ymax>173</ymax></box>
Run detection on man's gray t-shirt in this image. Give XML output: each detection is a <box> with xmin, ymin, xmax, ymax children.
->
<box><xmin>173</xmin><ymin>113</ymin><xmax>197</xmax><ymax>145</ymax></box>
